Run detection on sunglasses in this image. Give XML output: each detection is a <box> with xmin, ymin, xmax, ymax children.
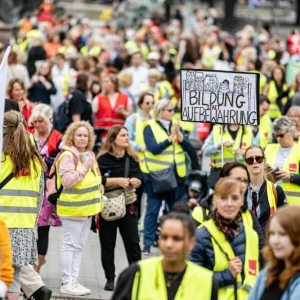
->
<box><xmin>164</xmin><ymin>109</ymin><xmax>175</xmax><ymax>112</ymax></box>
<box><xmin>273</xmin><ymin>131</ymin><xmax>287</xmax><ymax>139</ymax></box>
<box><xmin>245</xmin><ymin>155</ymin><xmax>265</xmax><ymax>165</ymax></box>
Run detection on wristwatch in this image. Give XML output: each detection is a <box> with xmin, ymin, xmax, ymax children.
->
<box><xmin>290</xmin><ymin>174</ymin><xmax>294</xmax><ymax>183</ymax></box>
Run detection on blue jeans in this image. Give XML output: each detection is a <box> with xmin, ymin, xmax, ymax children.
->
<box><xmin>143</xmin><ymin>181</ymin><xmax>186</xmax><ymax>247</ymax></box>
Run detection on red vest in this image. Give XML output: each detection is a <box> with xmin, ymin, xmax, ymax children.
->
<box><xmin>94</xmin><ymin>93</ymin><xmax>128</xmax><ymax>131</ymax></box>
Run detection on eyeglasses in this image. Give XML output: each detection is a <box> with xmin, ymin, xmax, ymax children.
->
<box><xmin>245</xmin><ymin>155</ymin><xmax>265</xmax><ymax>165</ymax></box>
<box><xmin>164</xmin><ymin>109</ymin><xmax>175</xmax><ymax>113</ymax></box>
<box><xmin>273</xmin><ymin>131</ymin><xmax>288</xmax><ymax>139</ymax></box>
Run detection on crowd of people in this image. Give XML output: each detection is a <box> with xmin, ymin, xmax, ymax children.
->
<box><xmin>0</xmin><ymin>0</ymin><xmax>300</xmax><ymax>299</ymax></box>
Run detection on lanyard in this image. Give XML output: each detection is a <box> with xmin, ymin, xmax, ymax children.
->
<box><xmin>251</xmin><ymin>185</ymin><xmax>267</xmax><ymax>216</ymax></box>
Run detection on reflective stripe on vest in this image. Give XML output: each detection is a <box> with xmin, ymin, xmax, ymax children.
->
<box><xmin>56</xmin><ymin>151</ymin><xmax>103</xmax><ymax>216</ymax></box>
<box><xmin>259</xmin><ymin>114</ymin><xmax>272</xmax><ymax>149</ymax></box>
<box><xmin>265</xmin><ymin>144</ymin><xmax>300</xmax><ymax>205</ymax></box>
<box><xmin>143</xmin><ymin>120</ymin><xmax>187</xmax><ymax>178</ymax></box>
<box><xmin>203</xmin><ymin>219</ymin><xmax>259</xmax><ymax>299</ymax></box>
<box><xmin>0</xmin><ymin>156</ymin><xmax>42</xmax><ymax>228</ymax></box>
<box><xmin>132</xmin><ymin>256</ymin><xmax>213</xmax><ymax>300</ymax></box>
<box><xmin>211</xmin><ymin>125</ymin><xmax>252</xmax><ymax>168</ymax></box>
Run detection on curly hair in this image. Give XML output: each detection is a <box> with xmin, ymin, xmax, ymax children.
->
<box><xmin>263</xmin><ymin>206</ymin><xmax>300</xmax><ymax>291</ymax></box>
<box><xmin>2</xmin><ymin>111</ymin><xmax>46</xmax><ymax>176</ymax></box>
<box><xmin>62</xmin><ymin>121</ymin><xmax>95</xmax><ymax>151</ymax></box>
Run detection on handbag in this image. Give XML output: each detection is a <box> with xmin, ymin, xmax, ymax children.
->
<box><xmin>145</xmin><ymin>156</ymin><xmax>178</xmax><ymax>194</ymax></box>
<box><xmin>101</xmin><ymin>155</ymin><xmax>130</xmax><ymax>221</ymax></box>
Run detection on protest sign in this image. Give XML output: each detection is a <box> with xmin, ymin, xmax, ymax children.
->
<box><xmin>180</xmin><ymin>69</ymin><xmax>260</xmax><ymax>125</ymax></box>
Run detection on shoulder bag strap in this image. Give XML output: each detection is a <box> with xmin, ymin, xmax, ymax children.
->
<box><xmin>124</xmin><ymin>154</ymin><xmax>130</xmax><ymax>178</ymax></box>
<box><xmin>0</xmin><ymin>173</ymin><xmax>14</xmax><ymax>190</ymax></box>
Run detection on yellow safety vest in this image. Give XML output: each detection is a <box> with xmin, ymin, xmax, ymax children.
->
<box><xmin>211</xmin><ymin>125</ymin><xmax>252</xmax><ymax>168</ymax></box>
<box><xmin>259</xmin><ymin>114</ymin><xmax>272</xmax><ymax>149</ymax></box>
<box><xmin>265</xmin><ymin>144</ymin><xmax>300</xmax><ymax>205</ymax></box>
<box><xmin>80</xmin><ymin>45</ymin><xmax>101</xmax><ymax>57</ymax></box>
<box><xmin>0</xmin><ymin>156</ymin><xmax>42</xmax><ymax>228</ymax></box>
<box><xmin>142</xmin><ymin>120</ymin><xmax>187</xmax><ymax>178</ymax></box>
<box><xmin>249</xmin><ymin>70</ymin><xmax>266</xmax><ymax>94</ymax></box>
<box><xmin>192</xmin><ymin>206</ymin><xmax>254</xmax><ymax>228</ymax></box>
<box><xmin>267</xmin><ymin>81</ymin><xmax>288</xmax><ymax>119</ymax></box>
<box><xmin>203</xmin><ymin>219</ymin><xmax>259</xmax><ymax>300</ymax></box>
<box><xmin>132</xmin><ymin>256</ymin><xmax>213</xmax><ymax>300</ymax></box>
<box><xmin>125</xmin><ymin>41</ymin><xmax>140</xmax><ymax>54</ymax></box>
<box><xmin>265</xmin><ymin>180</ymin><xmax>277</xmax><ymax>214</ymax></box>
<box><xmin>13</xmin><ymin>38</ymin><xmax>29</xmax><ymax>54</ymax></box>
<box><xmin>135</xmin><ymin>113</ymin><xmax>150</xmax><ymax>165</ymax></box>
<box><xmin>56</xmin><ymin>151</ymin><xmax>103</xmax><ymax>217</ymax></box>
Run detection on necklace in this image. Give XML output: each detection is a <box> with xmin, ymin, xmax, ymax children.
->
<box><xmin>164</xmin><ymin>269</ymin><xmax>185</xmax><ymax>288</ymax></box>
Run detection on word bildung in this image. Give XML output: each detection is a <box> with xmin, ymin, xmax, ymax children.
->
<box><xmin>180</xmin><ymin>69</ymin><xmax>260</xmax><ymax>125</ymax></box>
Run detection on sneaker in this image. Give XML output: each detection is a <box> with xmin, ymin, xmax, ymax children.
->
<box><xmin>142</xmin><ymin>246</ymin><xmax>151</xmax><ymax>256</ymax></box>
<box><xmin>73</xmin><ymin>280</ymin><xmax>91</xmax><ymax>294</ymax></box>
<box><xmin>60</xmin><ymin>282</ymin><xmax>87</xmax><ymax>296</ymax></box>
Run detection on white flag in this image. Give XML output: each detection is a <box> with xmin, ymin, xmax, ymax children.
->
<box><xmin>0</xmin><ymin>46</ymin><xmax>11</xmax><ymax>171</ymax></box>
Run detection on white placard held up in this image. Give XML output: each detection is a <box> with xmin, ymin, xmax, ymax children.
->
<box><xmin>180</xmin><ymin>69</ymin><xmax>260</xmax><ymax>125</ymax></box>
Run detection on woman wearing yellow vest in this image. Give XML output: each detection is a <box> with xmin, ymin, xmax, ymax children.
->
<box><xmin>192</xmin><ymin>162</ymin><xmax>265</xmax><ymax>250</ymax></box>
<box><xmin>112</xmin><ymin>212</ymin><xmax>218</xmax><ymax>300</ymax></box>
<box><xmin>249</xmin><ymin>206</ymin><xmax>300</xmax><ymax>299</ymax></box>
<box><xmin>203</xmin><ymin>123</ymin><xmax>253</xmax><ymax>189</ymax></box>
<box><xmin>287</xmin><ymin>106</ymin><xmax>300</xmax><ymax>143</ymax></box>
<box><xmin>0</xmin><ymin>111</ymin><xmax>46</xmax><ymax>300</ymax></box>
<box><xmin>263</xmin><ymin>66</ymin><xmax>288</xmax><ymax>120</ymax></box>
<box><xmin>244</xmin><ymin>145</ymin><xmax>287</xmax><ymax>231</ymax></box>
<box><xmin>56</xmin><ymin>121</ymin><xmax>103</xmax><ymax>296</ymax></box>
<box><xmin>142</xmin><ymin>99</ymin><xmax>191</xmax><ymax>256</ymax></box>
<box><xmin>190</xmin><ymin>178</ymin><xmax>260</xmax><ymax>299</ymax></box>
<box><xmin>265</xmin><ymin>116</ymin><xmax>300</xmax><ymax>205</ymax></box>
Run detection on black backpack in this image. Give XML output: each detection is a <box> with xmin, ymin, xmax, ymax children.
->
<box><xmin>54</xmin><ymin>93</ymin><xmax>73</xmax><ymax>133</ymax></box>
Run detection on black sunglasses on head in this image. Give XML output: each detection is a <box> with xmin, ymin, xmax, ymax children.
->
<box><xmin>245</xmin><ymin>155</ymin><xmax>265</xmax><ymax>165</ymax></box>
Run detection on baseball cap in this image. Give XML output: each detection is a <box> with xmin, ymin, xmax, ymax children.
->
<box><xmin>189</xmin><ymin>180</ymin><xmax>202</xmax><ymax>192</ymax></box>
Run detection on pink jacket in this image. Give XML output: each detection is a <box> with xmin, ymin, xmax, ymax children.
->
<box><xmin>58</xmin><ymin>143</ymin><xmax>98</xmax><ymax>220</ymax></box>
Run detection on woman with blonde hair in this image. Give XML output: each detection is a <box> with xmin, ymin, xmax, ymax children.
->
<box><xmin>117</xmin><ymin>69</ymin><xmax>136</xmax><ymax>111</ymax></box>
<box><xmin>0</xmin><ymin>111</ymin><xmax>46</xmax><ymax>300</ymax></box>
<box><xmin>249</xmin><ymin>206</ymin><xmax>300</xmax><ymax>299</ymax></box>
<box><xmin>142</xmin><ymin>99</ymin><xmax>191</xmax><ymax>255</ymax></box>
<box><xmin>97</xmin><ymin>125</ymin><xmax>144</xmax><ymax>291</ymax></box>
<box><xmin>29</xmin><ymin>104</ymin><xmax>62</xmax><ymax>273</ymax></box>
<box><xmin>56</xmin><ymin>121</ymin><xmax>103</xmax><ymax>296</ymax></box>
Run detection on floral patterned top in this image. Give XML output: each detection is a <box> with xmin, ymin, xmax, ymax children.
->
<box><xmin>35</xmin><ymin>137</ymin><xmax>61</xmax><ymax>227</ymax></box>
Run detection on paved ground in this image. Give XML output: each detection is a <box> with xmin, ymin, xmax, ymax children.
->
<box><xmin>38</xmin><ymin>155</ymin><xmax>210</xmax><ymax>299</ymax></box>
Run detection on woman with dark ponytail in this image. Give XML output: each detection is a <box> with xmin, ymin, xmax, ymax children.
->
<box><xmin>0</xmin><ymin>111</ymin><xmax>46</xmax><ymax>300</ymax></box>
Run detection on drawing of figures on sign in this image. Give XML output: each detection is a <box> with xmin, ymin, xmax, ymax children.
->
<box><xmin>180</xmin><ymin>69</ymin><xmax>260</xmax><ymax>125</ymax></box>
<box><xmin>186</xmin><ymin>71</ymin><xmax>195</xmax><ymax>90</ymax></box>
<box><xmin>195</xmin><ymin>72</ymin><xmax>204</xmax><ymax>90</ymax></box>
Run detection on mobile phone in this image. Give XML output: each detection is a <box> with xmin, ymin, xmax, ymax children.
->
<box><xmin>271</xmin><ymin>167</ymin><xmax>280</xmax><ymax>179</ymax></box>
